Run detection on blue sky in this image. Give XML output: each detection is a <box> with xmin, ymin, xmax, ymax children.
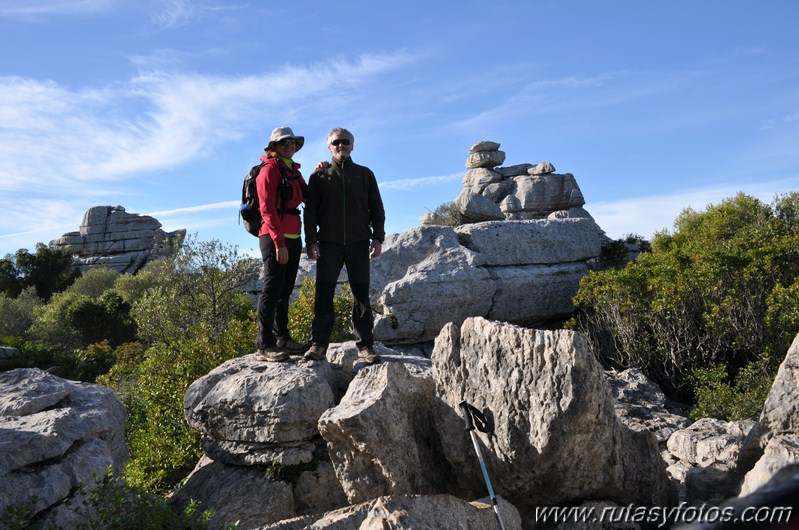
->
<box><xmin>1</xmin><ymin>0</ymin><xmax>798</xmax><ymax>258</ymax></box>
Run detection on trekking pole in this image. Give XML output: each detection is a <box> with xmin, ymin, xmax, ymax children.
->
<box><xmin>459</xmin><ymin>400</ymin><xmax>507</xmax><ymax>530</ymax></box>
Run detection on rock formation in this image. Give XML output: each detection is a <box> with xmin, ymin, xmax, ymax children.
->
<box><xmin>49</xmin><ymin>205</ymin><xmax>185</xmax><ymax>274</ymax></box>
<box><xmin>0</xmin><ymin>368</ymin><xmax>128</xmax><ymax>528</ymax></box>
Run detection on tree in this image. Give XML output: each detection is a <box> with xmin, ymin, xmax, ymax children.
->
<box><xmin>6</xmin><ymin>243</ymin><xmax>80</xmax><ymax>301</ymax></box>
<box><xmin>572</xmin><ymin>192</ymin><xmax>799</xmax><ymax>404</ymax></box>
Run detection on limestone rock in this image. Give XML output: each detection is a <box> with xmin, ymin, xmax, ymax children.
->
<box><xmin>318</xmin><ymin>360</ymin><xmax>449</xmax><ymax>503</ymax></box>
<box><xmin>170</xmin><ymin>455</ymin><xmax>296</xmax><ymax>529</ymax></box>
<box><xmin>739</xmin><ymin>332</ymin><xmax>799</xmax><ymax>495</ymax></box>
<box><xmin>183</xmin><ymin>354</ymin><xmax>336</xmax><ymax>466</ymax></box>
<box><xmin>528</xmin><ymin>161</ymin><xmax>556</xmax><ymax>175</ymax></box>
<box><xmin>454</xmin><ymin>192</ymin><xmax>505</xmax><ymax>223</ymax></box>
<box><xmin>373</xmin><ymin>234</ymin><xmax>494</xmax><ymax>344</ymax></box>
<box><xmin>606</xmin><ymin>368</ymin><xmax>691</xmax><ymax>444</ymax></box>
<box><xmin>431</xmin><ymin>318</ymin><xmax>670</xmax><ymax>510</ymax></box>
<box><xmin>49</xmin><ymin>205</ymin><xmax>185</xmax><ymax>274</ymax></box>
<box><xmin>503</xmin><ymin>173</ymin><xmax>585</xmax><ymax>217</ymax></box>
<box><xmin>0</xmin><ymin>368</ymin><xmax>128</xmax><ymax>523</ymax></box>
<box><xmin>496</xmin><ymin>163</ymin><xmax>534</xmax><ymax>177</ymax></box>
<box><xmin>260</xmin><ymin>494</ymin><xmax>522</xmax><ymax>530</ymax></box>
<box><xmin>469</xmin><ymin>140</ymin><xmax>501</xmax><ymax>152</ymax></box>
<box><xmin>466</xmin><ymin>150</ymin><xmax>506</xmax><ymax>169</ymax></box>
<box><xmin>455</xmin><ymin>218</ymin><xmax>603</xmax><ymax>266</ymax></box>
<box><xmin>666</xmin><ymin>418</ymin><xmax>753</xmax><ymax>504</ymax></box>
<box><xmin>462</xmin><ymin>167</ymin><xmax>502</xmax><ymax>194</ymax></box>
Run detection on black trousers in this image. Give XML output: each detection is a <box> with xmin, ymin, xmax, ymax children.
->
<box><xmin>311</xmin><ymin>240</ymin><xmax>374</xmax><ymax>349</ymax></box>
<box><xmin>256</xmin><ymin>235</ymin><xmax>302</xmax><ymax>350</ymax></box>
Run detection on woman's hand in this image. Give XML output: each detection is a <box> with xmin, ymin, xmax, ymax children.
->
<box><xmin>276</xmin><ymin>247</ymin><xmax>289</xmax><ymax>265</ymax></box>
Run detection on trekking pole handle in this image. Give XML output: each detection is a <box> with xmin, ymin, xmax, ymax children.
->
<box><xmin>459</xmin><ymin>400</ymin><xmax>476</xmax><ymax>431</ymax></box>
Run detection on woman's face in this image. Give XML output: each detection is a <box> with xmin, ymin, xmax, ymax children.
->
<box><xmin>274</xmin><ymin>138</ymin><xmax>297</xmax><ymax>158</ymax></box>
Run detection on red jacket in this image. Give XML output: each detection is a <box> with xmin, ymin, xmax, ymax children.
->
<box><xmin>256</xmin><ymin>155</ymin><xmax>306</xmax><ymax>248</ymax></box>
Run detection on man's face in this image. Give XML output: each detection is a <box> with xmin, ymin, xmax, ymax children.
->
<box><xmin>328</xmin><ymin>132</ymin><xmax>354</xmax><ymax>162</ymax></box>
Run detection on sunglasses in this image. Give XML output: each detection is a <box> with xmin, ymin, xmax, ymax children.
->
<box><xmin>330</xmin><ymin>138</ymin><xmax>352</xmax><ymax>146</ymax></box>
<box><xmin>278</xmin><ymin>138</ymin><xmax>296</xmax><ymax>146</ymax></box>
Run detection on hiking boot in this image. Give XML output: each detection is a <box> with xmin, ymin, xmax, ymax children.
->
<box><xmin>358</xmin><ymin>346</ymin><xmax>380</xmax><ymax>365</ymax></box>
<box><xmin>256</xmin><ymin>346</ymin><xmax>289</xmax><ymax>362</ymax></box>
<box><xmin>302</xmin><ymin>343</ymin><xmax>327</xmax><ymax>362</ymax></box>
<box><xmin>276</xmin><ymin>338</ymin><xmax>307</xmax><ymax>354</ymax></box>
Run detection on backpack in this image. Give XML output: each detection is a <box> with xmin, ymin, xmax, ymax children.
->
<box><xmin>239</xmin><ymin>162</ymin><xmax>297</xmax><ymax>237</ymax></box>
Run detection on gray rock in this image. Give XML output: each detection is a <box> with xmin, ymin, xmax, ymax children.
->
<box><xmin>318</xmin><ymin>360</ymin><xmax>447</xmax><ymax>504</ymax></box>
<box><xmin>469</xmin><ymin>141</ymin><xmax>501</xmax><ymax>153</ymax></box>
<box><xmin>466</xmin><ymin>150</ymin><xmax>506</xmax><ymax>169</ymax></box>
<box><xmin>431</xmin><ymin>318</ymin><xmax>670</xmax><ymax>510</ymax></box>
<box><xmin>462</xmin><ymin>167</ymin><xmax>502</xmax><ymax>194</ymax></box>
<box><xmin>454</xmin><ymin>192</ymin><xmax>505</xmax><ymax>223</ymax></box>
<box><xmin>260</xmin><ymin>494</ymin><xmax>522</xmax><ymax>530</ymax></box>
<box><xmin>666</xmin><ymin>418</ymin><xmax>754</xmax><ymax>504</ymax></box>
<box><xmin>739</xmin><ymin>332</ymin><xmax>799</xmax><ymax>494</ymax></box>
<box><xmin>0</xmin><ymin>368</ymin><xmax>128</xmax><ymax>523</ymax></box>
<box><xmin>606</xmin><ymin>368</ymin><xmax>691</xmax><ymax>444</ymax></box>
<box><xmin>455</xmin><ymin>218</ymin><xmax>604</xmax><ymax>266</ymax></box>
<box><xmin>49</xmin><ymin>205</ymin><xmax>185</xmax><ymax>274</ymax></box>
<box><xmin>496</xmin><ymin>163</ymin><xmax>534</xmax><ymax>177</ymax></box>
<box><xmin>183</xmin><ymin>354</ymin><xmax>336</xmax><ymax>466</ymax></box>
<box><xmin>528</xmin><ymin>161</ymin><xmax>556</xmax><ymax>175</ymax></box>
<box><xmin>170</xmin><ymin>455</ymin><xmax>296</xmax><ymax>529</ymax></box>
<box><xmin>503</xmin><ymin>173</ymin><xmax>585</xmax><ymax>217</ymax></box>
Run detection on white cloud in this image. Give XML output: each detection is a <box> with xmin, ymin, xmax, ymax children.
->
<box><xmin>0</xmin><ymin>0</ymin><xmax>119</xmax><ymax>20</ymax></box>
<box><xmin>379</xmin><ymin>172</ymin><xmax>462</xmax><ymax>191</ymax></box>
<box><xmin>592</xmin><ymin>177</ymin><xmax>799</xmax><ymax>240</ymax></box>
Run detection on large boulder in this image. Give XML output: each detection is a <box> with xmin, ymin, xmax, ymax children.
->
<box><xmin>431</xmin><ymin>317</ymin><xmax>671</xmax><ymax>511</ymax></box>
<box><xmin>606</xmin><ymin>368</ymin><xmax>691</xmax><ymax>445</ymax></box>
<box><xmin>49</xmin><ymin>205</ymin><xmax>185</xmax><ymax>274</ymax></box>
<box><xmin>665</xmin><ymin>418</ymin><xmax>754</xmax><ymax>504</ymax></box>
<box><xmin>183</xmin><ymin>354</ymin><xmax>336</xmax><ymax>466</ymax></box>
<box><xmin>371</xmin><ymin>220</ymin><xmax>604</xmax><ymax>344</ymax></box>
<box><xmin>0</xmin><ymin>368</ymin><xmax>128</xmax><ymax>526</ymax></box>
<box><xmin>318</xmin><ymin>359</ymin><xmax>448</xmax><ymax>504</ymax></box>
<box><xmin>739</xmin><ymin>332</ymin><xmax>799</xmax><ymax>496</ymax></box>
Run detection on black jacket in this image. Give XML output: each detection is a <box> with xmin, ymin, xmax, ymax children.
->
<box><xmin>304</xmin><ymin>158</ymin><xmax>385</xmax><ymax>246</ymax></box>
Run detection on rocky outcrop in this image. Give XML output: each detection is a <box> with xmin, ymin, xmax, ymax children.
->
<box><xmin>49</xmin><ymin>205</ymin><xmax>185</xmax><ymax>274</ymax></box>
<box><xmin>0</xmin><ymin>368</ymin><xmax>128</xmax><ymax>528</ymax></box>
<box><xmin>370</xmin><ymin>219</ymin><xmax>603</xmax><ymax>344</ymax></box>
<box><xmin>431</xmin><ymin>317</ymin><xmax>671</xmax><ymax>513</ymax></box>
<box><xmin>261</xmin><ymin>494</ymin><xmax>522</xmax><ymax>530</ymax></box>
<box><xmin>665</xmin><ymin>418</ymin><xmax>754</xmax><ymax>504</ymax></box>
<box><xmin>606</xmin><ymin>368</ymin><xmax>691</xmax><ymax>445</ymax></box>
<box><xmin>456</xmin><ymin>141</ymin><xmax>589</xmax><ymax>222</ymax></box>
<box><xmin>183</xmin><ymin>354</ymin><xmax>337</xmax><ymax>467</ymax></box>
<box><xmin>738</xmin><ymin>332</ymin><xmax>799</xmax><ymax>496</ymax></box>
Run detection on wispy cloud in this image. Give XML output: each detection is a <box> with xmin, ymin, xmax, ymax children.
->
<box><xmin>379</xmin><ymin>172</ymin><xmax>462</xmax><ymax>191</ymax></box>
<box><xmin>0</xmin><ymin>0</ymin><xmax>119</xmax><ymax>20</ymax></box>
<box><xmin>0</xmin><ymin>52</ymin><xmax>417</xmax><ymax>253</ymax></box>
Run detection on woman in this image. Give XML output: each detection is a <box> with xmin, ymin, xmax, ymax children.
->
<box><xmin>255</xmin><ymin>126</ymin><xmax>308</xmax><ymax>362</ymax></box>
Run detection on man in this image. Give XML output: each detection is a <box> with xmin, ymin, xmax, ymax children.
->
<box><xmin>303</xmin><ymin>127</ymin><xmax>386</xmax><ymax>364</ymax></box>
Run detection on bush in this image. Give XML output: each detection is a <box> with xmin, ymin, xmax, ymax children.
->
<box><xmin>0</xmin><ymin>286</ymin><xmax>41</xmax><ymax>338</ymax></box>
<box><xmin>288</xmin><ymin>277</ymin><xmax>355</xmax><ymax>344</ymax></box>
<box><xmin>689</xmin><ymin>356</ymin><xmax>774</xmax><ymax>421</ymax></box>
<box><xmin>422</xmin><ymin>201</ymin><xmax>462</xmax><ymax>227</ymax></box>
<box><xmin>572</xmin><ymin>192</ymin><xmax>798</xmax><ymax>401</ymax></box>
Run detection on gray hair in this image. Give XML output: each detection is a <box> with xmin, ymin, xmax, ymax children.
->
<box><xmin>327</xmin><ymin>127</ymin><xmax>354</xmax><ymax>144</ymax></box>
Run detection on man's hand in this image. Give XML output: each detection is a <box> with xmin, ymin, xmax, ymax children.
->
<box><xmin>370</xmin><ymin>240</ymin><xmax>382</xmax><ymax>259</ymax></box>
<box><xmin>307</xmin><ymin>243</ymin><xmax>320</xmax><ymax>260</ymax></box>
<box><xmin>276</xmin><ymin>246</ymin><xmax>289</xmax><ymax>265</ymax></box>
<box><xmin>314</xmin><ymin>161</ymin><xmax>331</xmax><ymax>172</ymax></box>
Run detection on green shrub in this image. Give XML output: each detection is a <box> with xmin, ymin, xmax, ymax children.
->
<box><xmin>0</xmin><ymin>286</ymin><xmax>41</xmax><ymax>338</ymax></box>
<box><xmin>288</xmin><ymin>277</ymin><xmax>355</xmax><ymax>344</ymax></box>
<box><xmin>572</xmin><ymin>192</ymin><xmax>798</xmax><ymax>401</ymax></box>
<box><xmin>422</xmin><ymin>201</ymin><xmax>462</xmax><ymax>227</ymax></box>
<box><xmin>689</xmin><ymin>357</ymin><xmax>774</xmax><ymax>421</ymax></box>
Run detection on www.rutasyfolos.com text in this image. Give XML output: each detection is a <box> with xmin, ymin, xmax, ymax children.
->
<box><xmin>534</xmin><ymin>502</ymin><xmax>794</xmax><ymax>528</ymax></box>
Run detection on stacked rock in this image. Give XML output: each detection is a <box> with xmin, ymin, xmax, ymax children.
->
<box><xmin>448</xmin><ymin>141</ymin><xmax>592</xmax><ymax>224</ymax></box>
<box><xmin>50</xmin><ymin>205</ymin><xmax>185</xmax><ymax>274</ymax></box>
